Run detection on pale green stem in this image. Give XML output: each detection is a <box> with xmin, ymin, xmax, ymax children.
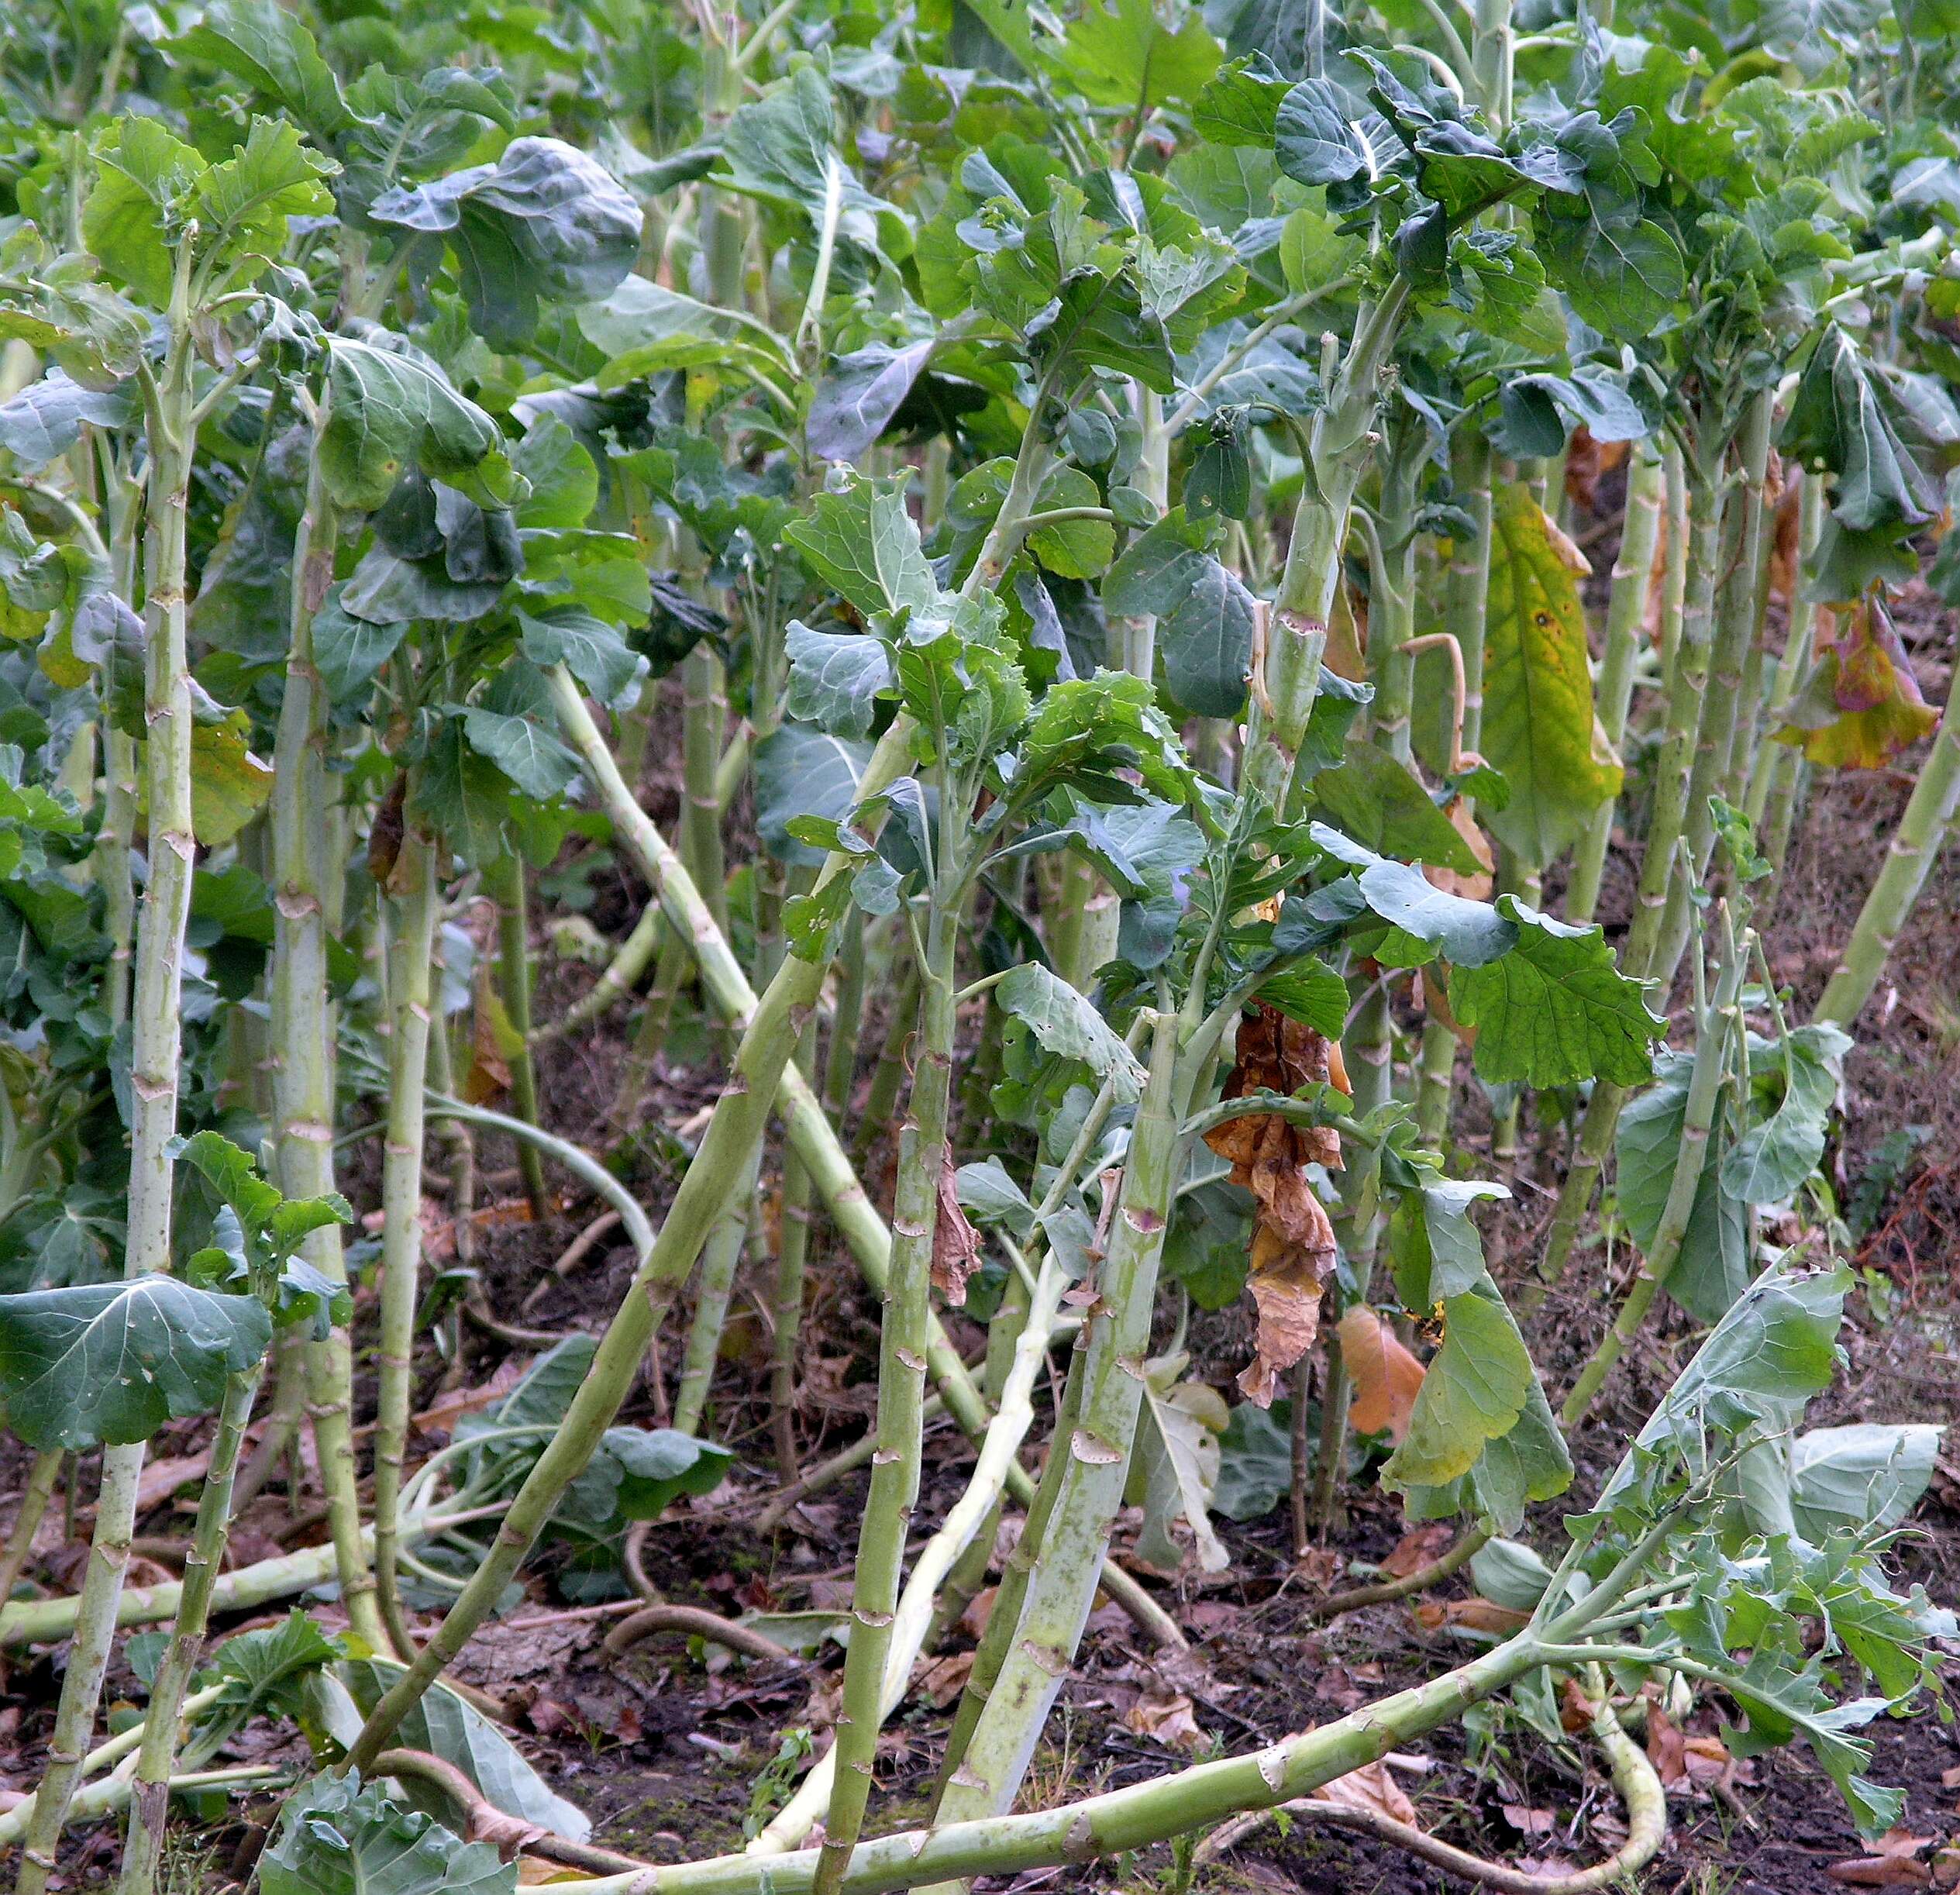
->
<box><xmin>815</xmin><ymin>890</ymin><xmax>958</xmax><ymax>1895</ymax></box>
<box><xmin>0</xmin><ymin>1451</ymin><xmax>60</xmax><ymax>1605</ymax></box>
<box><xmin>928</xmin><ymin>1013</ymin><xmax>1181</xmax><ymax>1848</ymax></box>
<box><xmin>1567</xmin><ymin>440</ymin><xmax>1665</xmax><ymax>925</ymax></box>
<box><xmin>1560</xmin><ymin>911</ymin><xmax>1745</xmax><ymax>1426</ymax></box>
<box><xmin>16</xmin><ymin>255</ymin><xmax>200</xmax><ymax>1895</ymax></box>
<box><xmin>673</xmin><ymin>1140</ymin><xmax>762</xmax><ymax>1436</ymax></box>
<box><xmin>1813</xmin><ymin>701</ymin><xmax>1960</xmax><ymax>1028</ymax></box>
<box><xmin>485</xmin><ymin>849</ymin><xmax>549</xmax><ymax>1215</ymax></box>
<box><xmin>374</xmin><ymin>829</ymin><xmax>441</xmax><ymax>1657</ymax></box>
<box><xmin>116</xmin><ymin>1356</ymin><xmax>264</xmax><ymax>1895</ymax></box>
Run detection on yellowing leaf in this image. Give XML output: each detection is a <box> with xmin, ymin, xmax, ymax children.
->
<box><xmin>1481</xmin><ymin>484</ymin><xmax>1621</xmax><ymax>868</ymax></box>
<box><xmin>1775</xmin><ymin>598</ymin><xmax>1939</xmax><ymax>769</ymax></box>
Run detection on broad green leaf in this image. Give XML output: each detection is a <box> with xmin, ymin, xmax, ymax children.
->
<box><xmin>955</xmin><ymin>1158</ymin><xmax>1036</xmax><ymax>1241</ymax></box>
<box><xmin>1161</xmin><ymin>560</ymin><xmax>1256</xmax><ymax>717</ymax></box>
<box><xmin>512</xmin><ymin>417</ymin><xmax>599</xmax><ymax>531</ymax></box>
<box><xmin>370</xmin><ymin>140</ymin><xmax>641</xmax><ymax>349</ymax></box>
<box><xmin>1616</xmin><ymin>1055</ymin><xmax>1749</xmax><ymax>1324</ymax></box>
<box><xmin>260</xmin><ymin>1772</ymin><xmax>516</xmax><ymax>1895</ymax></box>
<box><xmin>1103</xmin><ymin>508</ymin><xmax>1211</xmax><ymax>618</ymax></box>
<box><xmin>1721</xmin><ymin>1025</ymin><xmax>1846</xmax><ymax>1206</ymax></box>
<box><xmin>1213</xmin><ymin>1396</ymin><xmax>1294</xmax><ymax>1521</ymax></box>
<box><xmin>0</xmin><ymin>372</ymin><xmax>131</xmax><ymax>471</ymax></box>
<box><xmin>1128</xmin><ymin>1355</ymin><xmax>1230</xmax><ymax>1574</ymax></box>
<box><xmin>1390</xmin><ymin>1180</ymin><xmax>1512</xmax><ymax>1309</ymax></box>
<box><xmin>322</xmin><ymin>339</ymin><xmax>518</xmax><ymax>513</ymax></box>
<box><xmin>1480</xmin><ymin>484</ymin><xmax>1620</xmax><ymax>870</ymax></box>
<box><xmin>1025</xmin><ymin>467</ymin><xmax>1114</xmax><ymax>580</ymax></box>
<box><xmin>1163</xmin><ymin>1176</ymin><xmax>1254</xmax><ymax>1311</ymax></box>
<box><xmin>1451</xmin><ymin>898</ymin><xmax>1663</xmax><ymax>1087</ymax></box>
<box><xmin>1273</xmin><ymin>78</ymin><xmax>1371</xmax><ymax>188</ymax></box>
<box><xmin>312</xmin><ymin>588</ymin><xmax>407</xmax><ymax>706</ymax></box>
<box><xmin>519</xmin><ymin>607</ymin><xmax>645</xmax><ymax>708</ymax></box>
<box><xmin>336</xmin><ymin>1662</ymin><xmax>591</xmax><ymax>1839</ymax></box>
<box><xmin>753</xmin><ymin>723</ymin><xmax>870</xmax><ymax>868</ymax></box>
<box><xmin>808</xmin><ymin>340</ymin><xmax>936</xmax><ymax>463</ymax></box>
<box><xmin>785</xmin><ymin>472</ymin><xmax>936</xmax><ymax>620</ymax></box>
<box><xmin>83</xmin><ymin>119</ymin><xmax>208</xmax><ymax>305</ymax></box>
<box><xmin>784</xmin><ymin>621</ymin><xmax>893</xmax><ymax>738</ymax></box>
<box><xmin>1312</xmin><ymin>740</ymin><xmax>1483</xmax><ymax>875</ymax></box>
<box><xmin>1383</xmin><ymin>1283</ymin><xmax>1535</xmax><ymax>1491</ymax></box>
<box><xmin>1050</xmin><ymin>0</ymin><xmax>1221</xmax><ymax>109</ymax></box>
<box><xmin>1355</xmin><ymin>858</ymin><xmax>1518</xmax><ymax>969</ymax></box>
<box><xmin>1194</xmin><ymin>53</ymin><xmax>1293</xmax><ymax>148</ymax></box>
<box><xmin>175</xmin><ymin>0</ymin><xmax>353</xmax><ymax>135</ymax></box>
<box><xmin>997</xmin><ymin>963</ymin><xmax>1144</xmax><ymax>1103</ymax></box>
<box><xmin>1540</xmin><ymin>205</ymin><xmax>1684</xmax><ymax>341</ymax></box>
<box><xmin>189</xmin><ymin>717</ymin><xmax>275</xmax><ymax>848</ymax></box>
<box><xmin>1789</xmin><ymin>1425</ymin><xmax>1943</xmax><ymax>1539</ymax></box>
<box><xmin>463</xmin><ymin>707</ymin><xmax>580</xmax><ymax>800</ymax></box>
<box><xmin>195</xmin><ymin>117</ymin><xmax>338</xmax><ymax>268</ymax></box>
<box><xmin>0</xmin><ymin>1279</ymin><xmax>270</xmax><ymax>1449</ymax></box>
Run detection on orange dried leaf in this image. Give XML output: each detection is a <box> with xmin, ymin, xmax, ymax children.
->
<box><xmin>931</xmin><ymin>1152</ymin><xmax>981</xmax><ymax>1307</ymax></box>
<box><xmin>1336</xmin><ymin>1308</ymin><xmax>1426</xmax><ymax>1442</ymax></box>
<box><xmin>1308</xmin><ymin>1759</ymin><xmax>1420</xmax><ymax>1827</ymax></box>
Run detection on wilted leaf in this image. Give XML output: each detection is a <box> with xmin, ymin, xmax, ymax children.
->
<box><xmin>932</xmin><ymin>1153</ymin><xmax>982</xmax><ymax>1307</ymax></box>
<box><xmin>1336</xmin><ymin>1308</ymin><xmax>1425</xmax><ymax>1442</ymax></box>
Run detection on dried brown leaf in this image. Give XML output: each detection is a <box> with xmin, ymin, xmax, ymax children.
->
<box><xmin>1308</xmin><ymin>1759</ymin><xmax>1419</xmax><ymax>1827</ymax></box>
<box><xmin>1379</xmin><ymin>1523</ymin><xmax>1453</xmax><ymax>1580</ymax></box>
<box><xmin>1124</xmin><ymin>1683</ymin><xmax>1205</xmax><ymax>1751</ymax></box>
<box><xmin>932</xmin><ymin>1152</ymin><xmax>981</xmax><ymax>1307</ymax></box>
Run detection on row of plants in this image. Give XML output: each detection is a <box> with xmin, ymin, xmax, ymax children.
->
<box><xmin>0</xmin><ymin>0</ymin><xmax>1954</xmax><ymax>1887</ymax></box>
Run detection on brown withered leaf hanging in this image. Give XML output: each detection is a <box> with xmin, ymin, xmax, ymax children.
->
<box><xmin>1204</xmin><ymin>1004</ymin><xmax>1346</xmax><ymax>1406</ymax></box>
<box><xmin>932</xmin><ymin>1153</ymin><xmax>982</xmax><ymax>1307</ymax></box>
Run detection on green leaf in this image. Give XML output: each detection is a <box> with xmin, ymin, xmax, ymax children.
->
<box><xmin>1161</xmin><ymin>560</ymin><xmax>1256</xmax><ymax>718</ymax></box>
<box><xmin>312</xmin><ymin>588</ymin><xmax>406</xmax><ymax>707</ymax></box>
<box><xmin>1789</xmin><ymin>1425</ymin><xmax>1942</xmax><ymax>1539</ymax></box>
<box><xmin>0</xmin><ymin>1279</ymin><xmax>270</xmax><ymax>1449</ymax></box>
<box><xmin>174</xmin><ymin>1129</ymin><xmax>283</xmax><ymax>1239</ymax></box>
<box><xmin>1128</xmin><ymin>1356</ymin><xmax>1230</xmax><ymax>1574</ymax></box>
<box><xmin>1163</xmin><ymin>1176</ymin><xmax>1254</xmax><ymax>1311</ymax></box>
<box><xmin>1103</xmin><ymin>508</ymin><xmax>1211</xmax><ymax>618</ymax></box>
<box><xmin>1451</xmin><ymin>898</ymin><xmax>1663</xmax><ymax>1087</ymax></box>
<box><xmin>785</xmin><ymin>471</ymin><xmax>936</xmax><ymax>620</ymax></box>
<box><xmin>519</xmin><ymin>607</ymin><xmax>645</xmax><ymax>709</ymax></box>
<box><xmin>83</xmin><ymin>118</ymin><xmax>208</xmax><ymax>305</ymax></box>
<box><xmin>1353</xmin><ymin>857</ymin><xmax>1518</xmax><ymax>969</ymax></box>
<box><xmin>189</xmin><ymin>717</ymin><xmax>276</xmax><ymax>849</ymax></box>
<box><xmin>195</xmin><ymin>117</ymin><xmax>338</xmax><ymax>269</ymax></box>
<box><xmin>463</xmin><ymin>707</ymin><xmax>580</xmax><ymax>800</ymax></box>
<box><xmin>1540</xmin><ymin>205</ymin><xmax>1684</xmax><ymax>341</ymax></box>
<box><xmin>335</xmin><ymin>1662</ymin><xmax>591</xmax><ymax>1839</ymax></box>
<box><xmin>1194</xmin><ymin>54</ymin><xmax>1293</xmax><ymax>148</ymax></box>
<box><xmin>1383</xmin><ymin>1282</ymin><xmax>1536</xmax><ymax>1491</ymax></box>
<box><xmin>0</xmin><ymin>371</ymin><xmax>131</xmax><ymax>471</ymax></box>
<box><xmin>997</xmin><ymin>963</ymin><xmax>1144</xmax><ymax>1104</ymax></box>
<box><xmin>808</xmin><ymin>340</ymin><xmax>936</xmax><ymax>463</ymax></box>
<box><xmin>1213</xmin><ymin>1397</ymin><xmax>1293</xmax><ymax>1521</ymax></box>
<box><xmin>1721</xmin><ymin>1025</ymin><xmax>1846</xmax><ymax>1206</ymax></box>
<box><xmin>1025</xmin><ymin>467</ymin><xmax>1114</xmax><ymax>580</ymax></box>
<box><xmin>174</xmin><ymin>0</ymin><xmax>353</xmax><ymax>135</ymax></box>
<box><xmin>322</xmin><ymin>339</ymin><xmax>518</xmax><ymax>514</ymax></box>
<box><xmin>512</xmin><ymin>417</ymin><xmax>599</xmax><ymax>531</ymax></box>
<box><xmin>1312</xmin><ymin>740</ymin><xmax>1483</xmax><ymax>874</ymax></box>
<box><xmin>369</xmin><ymin>140</ymin><xmax>641</xmax><ymax>350</ymax></box>
<box><xmin>1049</xmin><ymin>0</ymin><xmax>1221</xmax><ymax>109</ymax></box>
<box><xmin>1480</xmin><ymin>484</ymin><xmax>1620</xmax><ymax>870</ymax></box>
<box><xmin>1615</xmin><ymin>1056</ymin><xmax>1749</xmax><ymax>1324</ymax></box>
<box><xmin>955</xmin><ymin>1158</ymin><xmax>1036</xmax><ymax>1241</ymax></box>
<box><xmin>753</xmin><ymin>724</ymin><xmax>870</xmax><ymax>868</ymax></box>
<box><xmin>260</xmin><ymin>1772</ymin><xmax>516</xmax><ymax>1895</ymax></box>
<box><xmin>1390</xmin><ymin>1180</ymin><xmax>1512</xmax><ymax>1308</ymax></box>
<box><xmin>1273</xmin><ymin>78</ymin><xmax>1371</xmax><ymax>188</ymax></box>
<box><xmin>784</xmin><ymin>621</ymin><xmax>893</xmax><ymax>739</ymax></box>
<box><xmin>1012</xmin><ymin>671</ymin><xmax>1196</xmax><ymax>808</ymax></box>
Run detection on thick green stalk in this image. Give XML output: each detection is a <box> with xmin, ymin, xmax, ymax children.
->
<box><xmin>928</xmin><ymin>1014</ymin><xmax>1181</xmax><ymax>1844</ymax></box>
<box><xmin>374</xmin><ymin>829</ymin><xmax>441</xmax><ymax>1656</ymax></box>
<box><xmin>271</xmin><ymin>418</ymin><xmax>388</xmax><ymax>1652</ymax></box>
<box><xmin>680</xmin><ymin>645</ymin><xmax>730</xmax><ymax>935</ymax></box>
<box><xmin>1536</xmin><ymin>466</ymin><xmax>1723</xmax><ymax>1286</ymax></box>
<box><xmin>484</xmin><ymin>849</ymin><xmax>549</xmax><ymax>1215</ymax></box>
<box><xmin>1415</xmin><ymin>432</ymin><xmax>1493</xmax><ymax>1146</ymax></box>
<box><xmin>341</xmin><ymin>690</ymin><xmax>911</xmax><ymax>1772</ymax></box>
<box><xmin>758</xmin><ymin>1259</ymin><xmax>1066</xmax><ymax>1858</ymax></box>
<box><xmin>1365</xmin><ymin>429</ymin><xmax>1422</xmax><ymax>764</ymax></box>
<box><xmin>1655</xmin><ymin>395</ymin><xmax>1773</xmax><ymax>979</ymax></box>
<box><xmin>1656</xmin><ymin>439</ymin><xmax>1689</xmax><ymax>697</ymax></box>
<box><xmin>611</xmin><ymin>927</ymin><xmax>691</xmax><ymax>1130</ymax></box>
<box><xmin>770</xmin><ymin>1024</ymin><xmax>819</xmax><ymax>1480</ymax></box>
<box><xmin>1566</xmin><ymin>441</ymin><xmax>1665</xmax><ymax>925</ymax></box>
<box><xmin>116</xmin><ymin>1358</ymin><xmax>263</xmax><ymax>1895</ymax></box>
<box><xmin>1814</xmin><ymin>703</ymin><xmax>1960</xmax><ymax>1028</ymax></box>
<box><xmin>673</xmin><ymin>1141</ymin><xmax>761</xmax><ymax>1435</ymax></box>
<box><xmin>1242</xmin><ymin>284</ymin><xmax>1411</xmax><ymax>809</ymax></box>
<box><xmin>16</xmin><ymin>262</ymin><xmax>200</xmax><ymax>1895</ymax></box>
<box><xmin>1560</xmin><ymin>916</ymin><xmax>1745</xmax><ymax>1426</ymax></box>
<box><xmin>632</xmin><ymin>1612</ymin><xmax>1549</xmax><ymax>1895</ymax></box>
<box><xmin>0</xmin><ymin>1450</ymin><xmax>60</xmax><ymax>1605</ymax></box>
<box><xmin>814</xmin><ymin>907</ymin><xmax>958</xmax><ymax>1895</ymax></box>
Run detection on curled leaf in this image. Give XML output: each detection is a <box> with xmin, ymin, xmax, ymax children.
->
<box><xmin>932</xmin><ymin>1153</ymin><xmax>982</xmax><ymax>1307</ymax></box>
<box><xmin>1336</xmin><ymin>1307</ymin><xmax>1426</xmax><ymax>1443</ymax></box>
